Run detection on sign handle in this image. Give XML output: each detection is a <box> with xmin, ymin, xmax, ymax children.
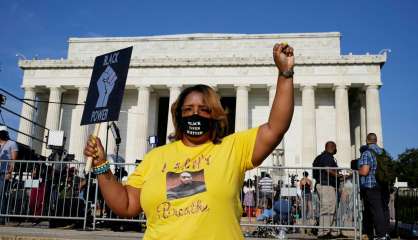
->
<box><xmin>85</xmin><ymin>123</ymin><xmax>102</xmax><ymax>173</ymax></box>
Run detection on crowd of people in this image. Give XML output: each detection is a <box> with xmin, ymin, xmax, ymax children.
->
<box><xmin>312</xmin><ymin>134</ymin><xmax>392</xmax><ymax>240</ymax></box>
<box><xmin>238</xmin><ymin>133</ymin><xmax>392</xmax><ymax>240</ymax></box>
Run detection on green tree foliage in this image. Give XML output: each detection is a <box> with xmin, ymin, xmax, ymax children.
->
<box><xmin>394</xmin><ymin>148</ymin><xmax>418</xmax><ymax>188</ymax></box>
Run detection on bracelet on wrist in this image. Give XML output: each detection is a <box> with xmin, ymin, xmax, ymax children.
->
<box><xmin>94</xmin><ymin>160</ymin><xmax>108</xmax><ymax>169</ymax></box>
<box><xmin>92</xmin><ymin>161</ymin><xmax>110</xmax><ymax>175</ymax></box>
<box><xmin>279</xmin><ymin>68</ymin><xmax>294</xmax><ymax>78</ymax></box>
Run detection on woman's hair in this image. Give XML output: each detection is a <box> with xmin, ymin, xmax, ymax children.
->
<box><xmin>171</xmin><ymin>84</ymin><xmax>228</xmax><ymax>144</ymax></box>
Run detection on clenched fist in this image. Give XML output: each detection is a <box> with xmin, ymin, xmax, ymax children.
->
<box><xmin>273</xmin><ymin>43</ymin><xmax>295</xmax><ymax>73</ymax></box>
<box><xmin>96</xmin><ymin>66</ymin><xmax>117</xmax><ymax>108</ymax></box>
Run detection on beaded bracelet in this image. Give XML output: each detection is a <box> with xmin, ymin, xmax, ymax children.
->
<box><xmin>94</xmin><ymin>160</ymin><xmax>108</xmax><ymax>169</ymax></box>
<box><xmin>92</xmin><ymin>161</ymin><xmax>110</xmax><ymax>175</ymax></box>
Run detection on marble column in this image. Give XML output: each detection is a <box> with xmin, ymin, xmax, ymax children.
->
<box><xmin>352</xmin><ymin>91</ymin><xmax>364</xmax><ymax>158</ymax></box>
<box><xmin>301</xmin><ymin>85</ymin><xmax>316</xmax><ymax>167</ymax></box>
<box><xmin>136</xmin><ymin>85</ymin><xmax>150</xmax><ymax>160</ymax></box>
<box><xmin>268</xmin><ymin>84</ymin><xmax>285</xmax><ymax>154</ymax></box>
<box><xmin>334</xmin><ymin>84</ymin><xmax>351</xmax><ymax>167</ymax></box>
<box><xmin>32</xmin><ymin>93</ymin><xmax>48</xmax><ymax>154</ymax></box>
<box><xmin>234</xmin><ymin>85</ymin><xmax>249</xmax><ymax>132</ymax></box>
<box><xmin>17</xmin><ymin>87</ymin><xmax>36</xmax><ymax>147</ymax></box>
<box><xmin>71</xmin><ymin>87</ymin><xmax>89</xmax><ymax>162</ymax></box>
<box><xmin>354</xmin><ymin>110</ymin><xmax>361</xmax><ymax>159</ymax></box>
<box><xmin>360</xmin><ymin>91</ymin><xmax>367</xmax><ymax>145</ymax></box>
<box><xmin>166</xmin><ymin>85</ymin><xmax>182</xmax><ymax>139</ymax></box>
<box><xmin>43</xmin><ymin>87</ymin><xmax>63</xmax><ymax>156</ymax></box>
<box><xmin>268</xmin><ymin>84</ymin><xmax>284</xmax><ymax>167</ymax></box>
<box><xmin>366</xmin><ymin>84</ymin><xmax>383</xmax><ymax>146</ymax></box>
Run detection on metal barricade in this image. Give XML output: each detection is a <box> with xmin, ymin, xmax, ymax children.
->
<box><xmin>0</xmin><ymin>159</ymin><xmax>90</xmax><ymax>228</ymax></box>
<box><xmin>395</xmin><ymin>187</ymin><xmax>418</xmax><ymax>238</ymax></box>
<box><xmin>240</xmin><ymin>166</ymin><xmax>362</xmax><ymax>239</ymax></box>
<box><xmin>91</xmin><ymin>162</ymin><xmax>146</xmax><ymax>231</ymax></box>
<box><xmin>0</xmin><ymin>160</ymin><xmax>146</xmax><ymax>231</ymax></box>
<box><xmin>1</xmin><ymin>160</ymin><xmax>362</xmax><ymax>239</ymax></box>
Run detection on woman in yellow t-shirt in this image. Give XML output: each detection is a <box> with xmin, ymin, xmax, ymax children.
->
<box><xmin>84</xmin><ymin>43</ymin><xmax>295</xmax><ymax>239</ymax></box>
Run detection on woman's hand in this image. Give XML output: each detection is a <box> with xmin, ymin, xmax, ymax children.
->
<box><xmin>84</xmin><ymin>135</ymin><xmax>106</xmax><ymax>167</ymax></box>
<box><xmin>273</xmin><ymin>43</ymin><xmax>295</xmax><ymax>72</ymax></box>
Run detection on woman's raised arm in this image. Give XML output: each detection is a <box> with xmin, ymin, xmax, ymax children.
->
<box><xmin>252</xmin><ymin>43</ymin><xmax>295</xmax><ymax>167</ymax></box>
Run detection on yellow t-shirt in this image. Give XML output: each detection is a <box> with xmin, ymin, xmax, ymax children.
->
<box><xmin>127</xmin><ymin>127</ymin><xmax>259</xmax><ymax>240</ymax></box>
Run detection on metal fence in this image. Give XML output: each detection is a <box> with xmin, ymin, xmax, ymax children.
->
<box><xmin>91</xmin><ymin>162</ymin><xmax>146</xmax><ymax>231</ymax></box>
<box><xmin>0</xmin><ymin>160</ymin><xmax>91</xmax><ymax>228</ymax></box>
<box><xmin>394</xmin><ymin>187</ymin><xmax>418</xmax><ymax>237</ymax></box>
<box><xmin>240</xmin><ymin>166</ymin><xmax>362</xmax><ymax>239</ymax></box>
<box><xmin>395</xmin><ymin>187</ymin><xmax>418</xmax><ymax>224</ymax></box>
<box><xmin>0</xmin><ymin>160</ymin><xmax>146</xmax><ymax>230</ymax></box>
<box><xmin>0</xmin><ymin>160</ymin><xmax>363</xmax><ymax>239</ymax></box>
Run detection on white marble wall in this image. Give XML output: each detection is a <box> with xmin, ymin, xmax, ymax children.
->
<box><xmin>285</xmin><ymin>90</ymin><xmax>303</xmax><ymax>167</ymax></box>
<box><xmin>32</xmin><ymin>93</ymin><xmax>48</xmax><ymax>154</ymax></box>
<box><xmin>315</xmin><ymin>89</ymin><xmax>336</xmax><ymax>156</ymax></box>
<box><xmin>60</xmin><ymin>91</ymin><xmax>76</xmax><ymax>154</ymax></box>
<box><xmin>249</xmin><ymin>88</ymin><xmax>270</xmax><ymax>168</ymax></box>
<box><xmin>67</xmin><ymin>33</ymin><xmax>341</xmax><ymax>60</ymax></box>
<box><xmin>118</xmin><ymin>90</ymin><xmax>138</xmax><ymax>163</ymax></box>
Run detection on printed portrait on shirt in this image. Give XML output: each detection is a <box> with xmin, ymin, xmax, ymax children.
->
<box><xmin>166</xmin><ymin>170</ymin><xmax>206</xmax><ymax>200</ymax></box>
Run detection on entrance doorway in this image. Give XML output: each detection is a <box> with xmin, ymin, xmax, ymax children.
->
<box><xmin>156</xmin><ymin>97</ymin><xmax>169</xmax><ymax>146</ymax></box>
<box><xmin>220</xmin><ymin>97</ymin><xmax>236</xmax><ymax>135</ymax></box>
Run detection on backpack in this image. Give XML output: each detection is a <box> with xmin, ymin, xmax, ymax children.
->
<box><xmin>369</xmin><ymin>148</ymin><xmax>396</xmax><ymax>186</ymax></box>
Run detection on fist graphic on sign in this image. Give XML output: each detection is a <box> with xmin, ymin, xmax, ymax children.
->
<box><xmin>96</xmin><ymin>66</ymin><xmax>117</xmax><ymax>108</ymax></box>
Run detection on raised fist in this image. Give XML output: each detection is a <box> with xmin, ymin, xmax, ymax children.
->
<box><xmin>273</xmin><ymin>43</ymin><xmax>295</xmax><ymax>73</ymax></box>
<box><xmin>96</xmin><ymin>66</ymin><xmax>117</xmax><ymax>108</ymax></box>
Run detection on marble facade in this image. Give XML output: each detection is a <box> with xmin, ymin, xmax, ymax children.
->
<box><xmin>17</xmin><ymin>32</ymin><xmax>386</xmax><ymax>170</ymax></box>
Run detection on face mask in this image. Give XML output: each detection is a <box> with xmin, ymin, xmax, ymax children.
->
<box><xmin>181</xmin><ymin>114</ymin><xmax>211</xmax><ymax>137</ymax></box>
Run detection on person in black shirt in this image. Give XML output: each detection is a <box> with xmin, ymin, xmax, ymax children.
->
<box><xmin>312</xmin><ymin>141</ymin><xmax>339</xmax><ymax>238</ymax></box>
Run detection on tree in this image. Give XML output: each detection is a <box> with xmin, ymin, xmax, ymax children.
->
<box><xmin>394</xmin><ymin>148</ymin><xmax>418</xmax><ymax>188</ymax></box>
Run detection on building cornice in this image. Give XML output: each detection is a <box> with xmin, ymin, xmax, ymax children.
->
<box><xmin>68</xmin><ymin>32</ymin><xmax>341</xmax><ymax>43</ymax></box>
<box><xmin>19</xmin><ymin>54</ymin><xmax>386</xmax><ymax>70</ymax></box>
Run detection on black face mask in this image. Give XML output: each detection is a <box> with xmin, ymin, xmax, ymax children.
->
<box><xmin>181</xmin><ymin>114</ymin><xmax>211</xmax><ymax>137</ymax></box>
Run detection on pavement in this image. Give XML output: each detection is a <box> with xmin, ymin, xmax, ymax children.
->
<box><xmin>0</xmin><ymin>225</ymin><xmax>142</xmax><ymax>240</ymax></box>
<box><xmin>0</xmin><ymin>222</ymin><xmax>355</xmax><ymax>240</ymax></box>
<box><xmin>9</xmin><ymin>218</ymin><xmax>417</xmax><ymax>239</ymax></box>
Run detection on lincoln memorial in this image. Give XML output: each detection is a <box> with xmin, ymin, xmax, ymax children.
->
<box><xmin>17</xmin><ymin>32</ymin><xmax>386</xmax><ymax>171</ymax></box>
